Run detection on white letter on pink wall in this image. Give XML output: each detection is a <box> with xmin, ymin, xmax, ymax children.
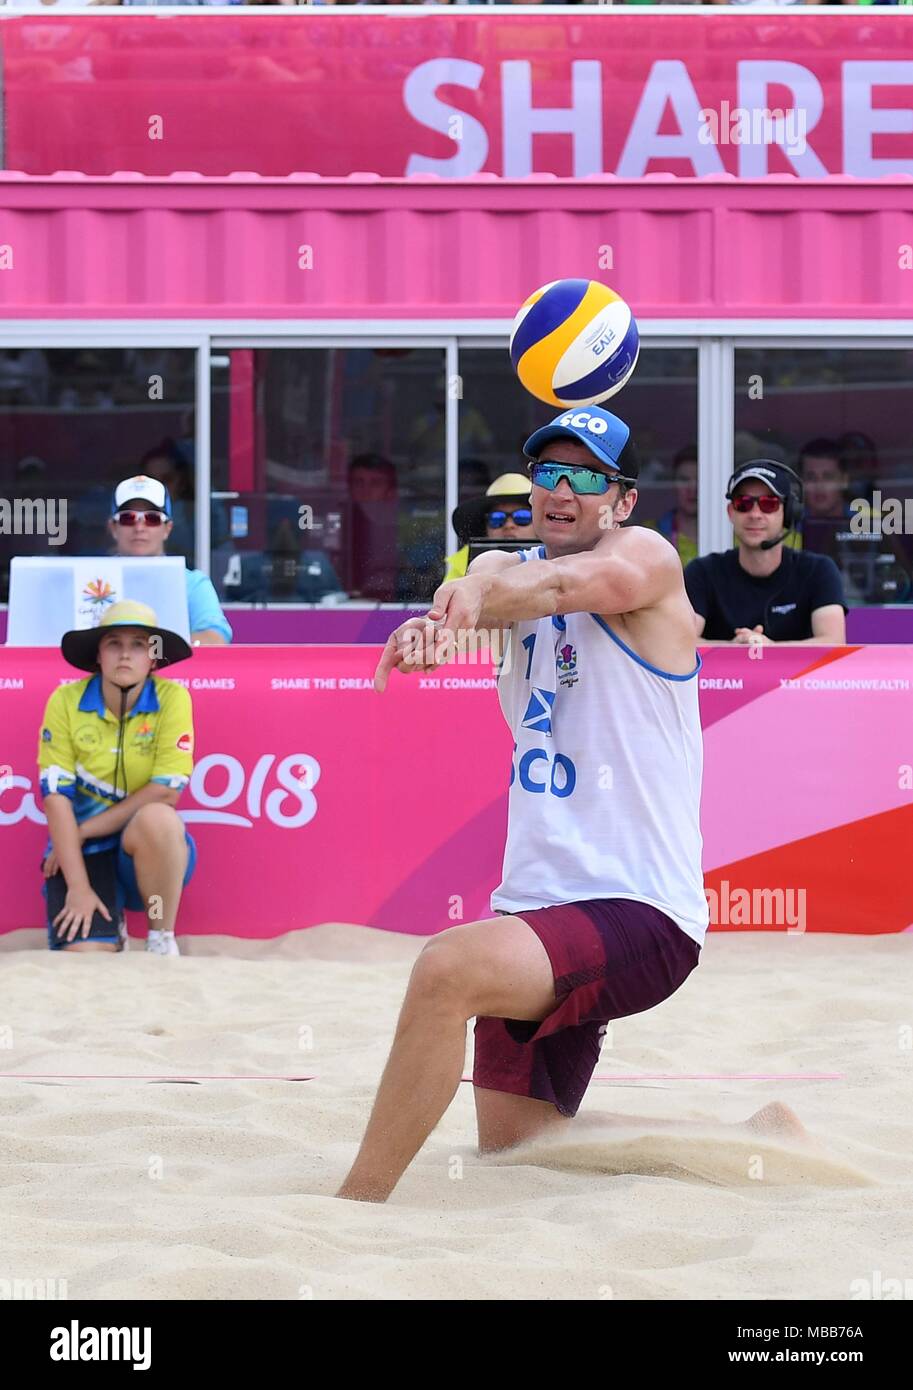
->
<box><xmin>501</xmin><ymin>61</ymin><xmax>603</xmax><ymax>177</ymax></box>
<box><xmin>738</xmin><ymin>62</ymin><xmax>826</xmax><ymax>176</ymax></box>
<box><xmin>843</xmin><ymin>62</ymin><xmax>913</xmax><ymax>177</ymax></box>
<box><xmin>404</xmin><ymin>60</ymin><xmax>489</xmax><ymax>176</ymax></box>
<box><xmin>617</xmin><ymin>61</ymin><xmax>724</xmax><ymax>177</ymax></box>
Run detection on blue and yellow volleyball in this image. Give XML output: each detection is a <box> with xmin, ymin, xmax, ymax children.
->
<box><xmin>509</xmin><ymin>279</ymin><xmax>639</xmax><ymax>408</ymax></box>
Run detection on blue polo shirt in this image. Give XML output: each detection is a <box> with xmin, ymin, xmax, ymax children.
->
<box><xmin>187</xmin><ymin>568</ymin><xmax>232</xmax><ymax>642</ymax></box>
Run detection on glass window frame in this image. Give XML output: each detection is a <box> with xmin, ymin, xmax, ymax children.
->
<box><xmin>4</xmin><ymin>323</ymin><xmax>913</xmax><ymax>615</ymax></box>
<box><xmin>726</xmin><ymin>334</ymin><xmax>913</xmax><ymax>595</ymax></box>
<box><xmin>0</xmin><ymin>325</ymin><xmax>208</xmax><ymax>595</ymax></box>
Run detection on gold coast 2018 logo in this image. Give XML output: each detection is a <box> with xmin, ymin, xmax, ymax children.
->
<box><xmin>80</xmin><ymin>578</ymin><xmax>117</xmax><ymax>623</ymax></box>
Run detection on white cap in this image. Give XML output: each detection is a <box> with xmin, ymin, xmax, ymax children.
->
<box><xmin>112</xmin><ymin>475</ymin><xmax>171</xmax><ymax>516</ymax></box>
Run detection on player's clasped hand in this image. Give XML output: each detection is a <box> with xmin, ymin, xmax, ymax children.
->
<box><xmin>373</xmin><ymin>578</ymin><xmax>488</xmax><ymax>692</ymax></box>
<box><xmin>373</xmin><ymin>616</ymin><xmax>449</xmax><ymax>693</ymax></box>
<box><xmin>733</xmin><ymin>625</ymin><xmax>773</xmax><ymax>646</ymax></box>
<box><xmin>53</xmin><ymin>887</ymin><xmax>112</xmax><ymax>943</ymax></box>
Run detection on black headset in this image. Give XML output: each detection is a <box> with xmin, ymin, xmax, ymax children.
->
<box><xmin>725</xmin><ymin>459</ymin><xmax>805</xmax><ymax>541</ymax></box>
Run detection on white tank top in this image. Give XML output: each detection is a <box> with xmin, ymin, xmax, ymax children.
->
<box><xmin>491</xmin><ymin>544</ymin><xmax>709</xmax><ymax>948</ymax></box>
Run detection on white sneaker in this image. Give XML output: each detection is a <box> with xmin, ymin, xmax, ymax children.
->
<box><xmin>146</xmin><ymin>929</ymin><xmax>180</xmax><ymax>956</ymax></box>
<box><xmin>117</xmin><ymin>914</ymin><xmax>129</xmax><ymax>953</ymax></box>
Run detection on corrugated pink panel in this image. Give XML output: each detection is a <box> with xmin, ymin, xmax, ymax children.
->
<box><xmin>0</xmin><ymin>173</ymin><xmax>911</xmax><ymax>319</ymax></box>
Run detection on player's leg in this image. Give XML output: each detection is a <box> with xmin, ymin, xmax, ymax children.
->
<box><xmin>44</xmin><ymin>848</ymin><xmax>121</xmax><ymax>954</ymax></box>
<box><xmin>336</xmin><ymin>914</ymin><xmax>557</xmax><ymax>1203</ymax></box>
<box><xmin>120</xmin><ymin>803</ymin><xmax>191</xmax><ymax>943</ymax></box>
<box><xmin>473</xmin><ymin>1088</ymin><xmax>573</xmax><ymax>1154</ymax></box>
<box><xmin>471</xmin><ymin>898</ymin><xmax>704</xmax><ymax>1155</ymax></box>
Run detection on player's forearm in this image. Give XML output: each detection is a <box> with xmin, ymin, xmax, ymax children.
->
<box><xmin>43</xmin><ymin>796</ymin><xmax>91</xmax><ymax>891</ymax></box>
<box><xmin>475</xmin><ymin>559</ymin><xmax>562</xmax><ymax>625</ymax></box>
<box><xmin>81</xmin><ymin>782</ymin><xmax>179</xmax><ymax>840</ymax></box>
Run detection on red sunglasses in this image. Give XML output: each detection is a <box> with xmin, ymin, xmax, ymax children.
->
<box><xmin>115</xmin><ymin>510</ymin><xmax>166</xmax><ymax>527</ymax></box>
<box><xmin>731</xmin><ymin>494</ymin><xmax>782</xmax><ymax>515</ymax></box>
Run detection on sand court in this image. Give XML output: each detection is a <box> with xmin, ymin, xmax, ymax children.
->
<box><xmin>0</xmin><ymin>926</ymin><xmax>909</xmax><ymax>1301</ymax></box>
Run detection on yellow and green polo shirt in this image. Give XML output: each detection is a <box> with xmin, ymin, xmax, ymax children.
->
<box><xmin>38</xmin><ymin>674</ymin><xmax>194</xmax><ymax>855</ymax></box>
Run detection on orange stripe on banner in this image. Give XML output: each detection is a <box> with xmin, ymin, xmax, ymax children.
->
<box><xmin>705</xmin><ymin>803</ymin><xmax>913</xmax><ymax>934</ymax></box>
<box><xmin>793</xmin><ymin>646</ymin><xmax>862</xmax><ymax>680</ymax></box>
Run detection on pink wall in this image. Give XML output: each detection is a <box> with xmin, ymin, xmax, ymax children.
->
<box><xmin>2</xmin><ymin>644</ymin><xmax>911</xmax><ymax>938</ymax></box>
<box><xmin>0</xmin><ymin>173</ymin><xmax>911</xmax><ymax>321</ymax></box>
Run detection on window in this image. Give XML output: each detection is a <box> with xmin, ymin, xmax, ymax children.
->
<box><xmin>0</xmin><ymin>347</ymin><xmax>196</xmax><ymax>602</ymax></box>
<box><xmin>734</xmin><ymin>348</ymin><xmax>913</xmax><ymax>605</ymax></box>
<box><xmin>457</xmin><ymin>345</ymin><xmax>699</xmax><ymax>567</ymax></box>
<box><xmin>210</xmin><ymin>347</ymin><xmax>446</xmax><ymax>605</ymax></box>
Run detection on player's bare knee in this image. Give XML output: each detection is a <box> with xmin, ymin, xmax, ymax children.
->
<box><xmin>408</xmin><ymin>937</ymin><xmax>474</xmax><ymax>1016</ymax></box>
<box><xmin>123</xmin><ymin>801</ymin><xmax>184</xmax><ymax>854</ymax></box>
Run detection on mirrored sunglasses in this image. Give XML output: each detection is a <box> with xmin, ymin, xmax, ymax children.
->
<box><xmin>530</xmin><ymin>460</ymin><xmax>618</xmax><ymax>496</ymax></box>
<box><xmin>486</xmin><ymin>508</ymin><xmax>533</xmax><ymax>529</ymax></box>
<box><xmin>115</xmin><ymin>510</ymin><xmax>166</xmax><ymax>527</ymax></box>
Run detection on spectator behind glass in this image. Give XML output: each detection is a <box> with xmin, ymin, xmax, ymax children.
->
<box><xmin>0</xmin><ymin>456</ymin><xmax>50</xmax><ymax>603</ymax></box>
<box><xmin>140</xmin><ymin>439</ymin><xmax>195</xmax><ymax>565</ymax></box>
<box><xmin>458</xmin><ymin>457</ymin><xmax>491</xmax><ymax>504</ymax></box>
<box><xmin>0</xmin><ymin>348</ymin><xmax>50</xmax><ymax>406</ymax></box>
<box><xmin>443</xmin><ymin>472</ymin><xmax>537</xmax><ymax>583</ymax></box>
<box><xmin>838</xmin><ymin>431</ymin><xmax>880</xmax><ymax>502</ymax></box>
<box><xmin>683</xmin><ymin>461</ymin><xmax>847</xmax><ymax>647</ymax></box>
<box><xmin>108</xmin><ymin>474</ymin><xmax>232</xmax><ymax>645</ymax></box>
<box><xmin>653</xmin><ymin>445</ymin><xmax>698</xmax><ymax>566</ymax></box>
<box><xmin>798</xmin><ymin>438</ymin><xmax>852</xmax><ymax>521</ymax></box>
<box><xmin>347</xmin><ymin>453</ymin><xmax>399</xmax><ymax>601</ymax></box>
<box><xmin>409</xmin><ymin>395</ymin><xmax>494</xmax><ymax>469</ymax></box>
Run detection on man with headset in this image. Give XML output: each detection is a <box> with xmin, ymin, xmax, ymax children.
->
<box><xmin>684</xmin><ymin>461</ymin><xmax>847</xmax><ymax>645</ymax></box>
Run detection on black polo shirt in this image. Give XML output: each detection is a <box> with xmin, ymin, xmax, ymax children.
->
<box><xmin>684</xmin><ymin>546</ymin><xmax>847</xmax><ymax>641</ymax></box>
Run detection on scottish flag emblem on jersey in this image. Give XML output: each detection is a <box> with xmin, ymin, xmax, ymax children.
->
<box><xmin>521</xmin><ymin>687</ymin><xmax>555</xmax><ymax>736</ymax></box>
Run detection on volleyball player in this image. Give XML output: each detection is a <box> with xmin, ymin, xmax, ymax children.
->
<box><xmin>337</xmin><ymin>406</ymin><xmax>804</xmax><ymax>1203</ymax></box>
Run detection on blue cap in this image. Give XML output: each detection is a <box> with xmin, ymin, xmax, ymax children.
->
<box><xmin>523</xmin><ymin>406</ymin><xmax>636</xmax><ymax>478</ymax></box>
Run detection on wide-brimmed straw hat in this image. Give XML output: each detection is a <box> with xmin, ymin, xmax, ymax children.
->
<box><xmin>451</xmin><ymin>472</ymin><xmax>533</xmax><ymax>546</ymax></box>
<box><xmin>61</xmin><ymin>599</ymin><xmax>192</xmax><ymax>672</ymax></box>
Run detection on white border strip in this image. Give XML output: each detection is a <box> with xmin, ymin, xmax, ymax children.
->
<box><xmin>2</xmin><ymin>320</ymin><xmax>913</xmax><ymax>345</ymax></box>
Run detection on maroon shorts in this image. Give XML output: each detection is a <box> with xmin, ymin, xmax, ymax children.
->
<box><xmin>472</xmin><ymin>898</ymin><xmax>701</xmax><ymax>1118</ymax></box>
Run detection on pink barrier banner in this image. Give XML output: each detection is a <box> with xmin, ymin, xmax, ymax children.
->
<box><xmin>4</xmin><ymin>14</ymin><xmax>912</xmax><ymax>180</ymax></box>
<box><xmin>0</xmin><ymin>644</ymin><xmax>910</xmax><ymax>939</ymax></box>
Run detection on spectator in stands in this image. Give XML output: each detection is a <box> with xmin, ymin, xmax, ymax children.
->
<box><xmin>38</xmin><ymin>601</ymin><xmax>196</xmax><ymax>956</ymax></box>
<box><xmin>653</xmin><ymin>444</ymin><xmax>698</xmax><ymax>566</ymax></box>
<box><xmin>458</xmin><ymin>458</ymin><xmax>491</xmax><ymax>503</ymax></box>
<box><xmin>443</xmin><ymin>472</ymin><xmax>536</xmax><ymax>582</ymax></box>
<box><xmin>0</xmin><ymin>349</ymin><xmax>49</xmax><ymax>406</ymax></box>
<box><xmin>349</xmin><ymin>453</ymin><xmax>397</xmax><ymax>505</ymax></box>
<box><xmin>0</xmin><ymin>456</ymin><xmax>51</xmax><ymax>602</ymax></box>
<box><xmin>347</xmin><ymin>453</ymin><xmax>400</xmax><ymax>600</ymax></box>
<box><xmin>140</xmin><ymin>438</ymin><xmax>196</xmax><ymax>564</ymax></box>
<box><xmin>684</xmin><ymin>460</ymin><xmax>846</xmax><ymax>646</ymax></box>
<box><xmin>409</xmin><ymin>395</ymin><xmax>494</xmax><ymax>471</ymax></box>
<box><xmin>798</xmin><ymin>438</ymin><xmax>852</xmax><ymax>521</ymax></box>
<box><xmin>838</xmin><ymin>430</ymin><xmax>881</xmax><ymax>499</ymax></box>
<box><xmin>109</xmin><ymin>474</ymin><xmax>233</xmax><ymax>644</ymax></box>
